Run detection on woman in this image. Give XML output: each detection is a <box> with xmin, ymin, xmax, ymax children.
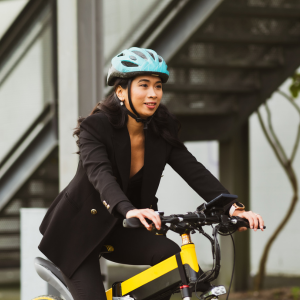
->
<box><xmin>39</xmin><ymin>47</ymin><xmax>264</xmax><ymax>300</ymax></box>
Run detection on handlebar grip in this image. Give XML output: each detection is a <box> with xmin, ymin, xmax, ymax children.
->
<box><xmin>123</xmin><ymin>218</ymin><xmax>144</xmax><ymax>228</ymax></box>
<box><xmin>234</xmin><ymin>217</ymin><xmax>250</xmax><ymax>228</ymax></box>
<box><xmin>234</xmin><ymin>216</ymin><xmax>266</xmax><ymax>229</ymax></box>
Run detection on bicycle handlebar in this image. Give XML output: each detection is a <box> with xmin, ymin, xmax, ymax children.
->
<box><xmin>122</xmin><ymin>213</ymin><xmax>207</xmax><ymax>228</ymax></box>
<box><xmin>123</xmin><ymin>217</ymin><xmax>145</xmax><ymax>228</ymax></box>
<box><xmin>123</xmin><ymin>213</ymin><xmax>266</xmax><ymax>230</ymax></box>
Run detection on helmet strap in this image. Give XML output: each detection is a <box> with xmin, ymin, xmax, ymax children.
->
<box><xmin>126</xmin><ymin>78</ymin><xmax>153</xmax><ymax>130</ymax></box>
<box><xmin>127</xmin><ymin>78</ymin><xmax>140</xmax><ymax>118</ymax></box>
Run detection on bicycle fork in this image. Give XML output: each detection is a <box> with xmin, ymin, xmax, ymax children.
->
<box><xmin>178</xmin><ymin>233</ymin><xmax>196</xmax><ymax>300</ymax></box>
<box><xmin>179</xmin><ymin>233</ymin><xmax>226</xmax><ymax>300</ymax></box>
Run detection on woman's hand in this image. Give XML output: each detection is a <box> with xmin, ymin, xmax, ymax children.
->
<box><xmin>232</xmin><ymin>210</ymin><xmax>264</xmax><ymax>232</ymax></box>
<box><xmin>126</xmin><ymin>209</ymin><xmax>161</xmax><ymax>231</ymax></box>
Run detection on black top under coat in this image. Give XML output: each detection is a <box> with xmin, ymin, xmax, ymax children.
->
<box><xmin>115</xmin><ymin>166</ymin><xmax>144</xmax><ymax>217</ymax></box>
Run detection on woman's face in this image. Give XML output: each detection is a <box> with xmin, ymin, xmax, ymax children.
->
<box><xmin>116</xmin><ymin>75</ymin><xmax>163</xmax><ymax>119</ymax></box>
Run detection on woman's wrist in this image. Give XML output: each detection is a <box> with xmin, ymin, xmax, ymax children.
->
<box><xmin>232</xmin><ymin>209</ymin><xmax>245</xmax><ymax>217</ymax></box>
<box><xmin>125</xmin><ymin>209</ymin><xmax>138</xmax><ymax>219</ymax></box>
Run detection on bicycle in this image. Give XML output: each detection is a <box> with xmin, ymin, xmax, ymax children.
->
<box><xmin>33</xmin><ymin>194</ymin><xmax>265</xmax><ymax>300</ymax></box>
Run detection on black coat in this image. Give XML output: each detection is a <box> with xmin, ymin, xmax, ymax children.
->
<box><xmin>38</xmin><ymin>112</ymin><xmax>229</xmax><ymax>278</ymax></box>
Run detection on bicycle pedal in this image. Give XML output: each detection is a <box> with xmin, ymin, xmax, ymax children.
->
<box><xmin>199</xmin><ymin>285</ymin><xmax>226</xmax><ymax>300</ymax></box>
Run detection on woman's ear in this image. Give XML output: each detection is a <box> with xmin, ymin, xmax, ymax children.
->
<box><xmin>116</xmin><ymin>86</ymin><xmax>125</xmax><ymax>101</ymax></box>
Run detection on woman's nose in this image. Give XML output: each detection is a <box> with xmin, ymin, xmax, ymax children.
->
<box><xmin>148</xmin><ymin>86</ymin><xmax>157</xmax><ymax>98</ymax></box>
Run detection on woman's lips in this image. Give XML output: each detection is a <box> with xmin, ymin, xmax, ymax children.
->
<box><xmin>144</xmin><ymin>102</ymin><xmax>156</xmax><ymax>109</ymax></box>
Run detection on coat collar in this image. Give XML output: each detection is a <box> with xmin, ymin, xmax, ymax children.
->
<box><xmin>112</xmin><ymin>125</ymin><xmax>166</xmax><ymax>208</ymax></box>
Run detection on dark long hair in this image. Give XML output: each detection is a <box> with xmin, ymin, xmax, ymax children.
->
<box><xmin>73</xmin><ymin>78</ymin><xmax>186</xmax><ymax>150</ymax></box>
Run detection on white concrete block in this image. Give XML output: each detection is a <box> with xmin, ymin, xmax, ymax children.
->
<box><xmin>20</xmin><ymin>208</ymin><xmax>47</xmax><ymax>300</ymax></box>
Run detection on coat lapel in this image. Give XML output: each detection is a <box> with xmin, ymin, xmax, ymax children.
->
<box><xmin>112</xmin><ymin>126</ymin><xmax>131</xmax><ymax>193</ymax></box>
<box><xmin>112</xmin><ymin>125</ymin><xmax>166</xmax><ymax>207</ymax></box>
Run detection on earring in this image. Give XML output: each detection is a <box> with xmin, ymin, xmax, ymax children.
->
<box><xmin>120</xmin><ymin>101</ymin><xmax>124</xmax><ymax>106</ymax></box>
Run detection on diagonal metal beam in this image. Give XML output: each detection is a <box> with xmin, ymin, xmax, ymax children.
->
<box><xmin>0</xmin><ymin>104</ymin><xmax>52</xmax><ymax>169</ymax></box>
<box><xmin>0</xmin><ymin>118</ymin><xmax>57</xmax><ymax>212</ymax></box>
<box><xmin>149</xmin><ymin>0</ymin><xmax>224</xmax><ymax>63</ymax></box>
<box><xmin>0</xmin><ymin>0</ymin><xmax>50</xmax><ymax>63</ymax></box>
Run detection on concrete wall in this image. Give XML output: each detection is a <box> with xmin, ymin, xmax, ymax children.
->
<box><xmin>156</xmin><ymin>141</ymin><xmax>219</xmax><ymax>270</ymax></box>
<box><xmin>250</xmin><ymin>77</ymin><xmax>300</xmax><ymax>277</ymax></box>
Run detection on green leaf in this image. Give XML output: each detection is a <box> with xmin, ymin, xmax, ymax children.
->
<box><xmin>290</xmin><ymin>85</ymin><xmax>299</xmax><ymax>98</ymax></box>
<box><xmin>289</xmin><ymin>72</ymin><xmax>300</xmax><ymax>99</ymax></box>
<box><xmin>291</xmin><ymin>287</ymin><xmax>300</xmax><ymax>300</ymax></box>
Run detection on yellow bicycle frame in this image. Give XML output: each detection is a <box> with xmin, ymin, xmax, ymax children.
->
<box><xmin>106</xmin><ymin>234</ymin><xmax>199</xmax><ymax>300</ymax></box>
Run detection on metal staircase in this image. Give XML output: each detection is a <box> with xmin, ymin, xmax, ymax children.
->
<box><xmin>148</xmin><ymin>0</ymin><xmax>300</xmax><ymax>141</ymax></box>
<box><xmin>103</xmin><ymin>0</ymin><xmax>300</xmax><ymax>141</ymax></box>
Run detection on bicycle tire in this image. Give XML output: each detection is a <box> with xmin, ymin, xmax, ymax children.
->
<box><xmin>31</xmin><ymin>296</ymin><xmax>63</xmax><ymax>300</ymax></box>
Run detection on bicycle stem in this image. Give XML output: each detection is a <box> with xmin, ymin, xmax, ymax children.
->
<box><xmin>181</xmin><ymin>233</ymin><xmax>192</xmax><ymax>246</ymax></box>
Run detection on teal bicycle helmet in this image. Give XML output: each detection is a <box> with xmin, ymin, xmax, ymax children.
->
<box><xmin>107</xmin><ymin>47</ymin><xmax>169</xmax><ymax>86</ymax></box>
<box><xmin>107</xmin><ymin>47</ymin><xmax>169</xmax><ymax>129</ymax></box>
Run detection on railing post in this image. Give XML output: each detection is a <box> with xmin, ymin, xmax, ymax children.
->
<box><xmin>219</xmin><ymin>121</ymin><xmax>250</xmax><ymax>291</ymax></box>
<box><xmin>57</xmin><ymin>0</ymin><xmax>104</xmax><ymax>189</ymax></box>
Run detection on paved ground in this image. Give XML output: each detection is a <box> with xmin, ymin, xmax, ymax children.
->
<box><xmin>1</xmin><ymin>286</ymin><xmax>299</xmax><ymax>300</ymax></box>
<box><xmin>220</xmin><ymin>287</ymin><xmax>300</xmax><ymax>300</ymax></box>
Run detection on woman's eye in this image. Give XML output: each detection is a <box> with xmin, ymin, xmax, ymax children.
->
<box><xmin>156</xmin><ymin>85</ymin><xmax>162</xmax><ymax>89</ymax></box>
<box><xmin>140</xmin><ymin>84</ymin><xmax>148</xmax><ymax>87</ymax></box>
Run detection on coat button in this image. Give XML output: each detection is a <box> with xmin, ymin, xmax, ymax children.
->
<box><xmin>107</xmin><ymin>204</ymin><xmax>110</xmax><ymax>209</ymax></box>
<box><xmin>91</xmin><ymin>209</ymin><xmax>97</xmax><ymax>215</ymax></box>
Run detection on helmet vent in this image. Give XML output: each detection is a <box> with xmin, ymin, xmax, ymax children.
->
<box><xmin>121</xmin><ymin>61</ymin><xmax>139</xmax><ymax>67</ymax></box>
<box><xmin>117</xmin><ymin>53</ymin><xmax>124</xmax><ymax>57</ymax></box>
<box><xmin>158</xmin><ymin>56</ymin><xmax>163</xmax><ymax>62</ymax></box>
<box><xmin>132</xmin><ymin>51</ymin><xmax>147</xmax><ymax>60</ymax></box>
<box><xmin>129</xmin><ymin>55</ymin><xmax>137</xmax><ymax>61</ymax></box>
<box><xmin>147</xmin><ymin>51</ymin><xmax>155</xmax><ymax>60</ymax></box>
